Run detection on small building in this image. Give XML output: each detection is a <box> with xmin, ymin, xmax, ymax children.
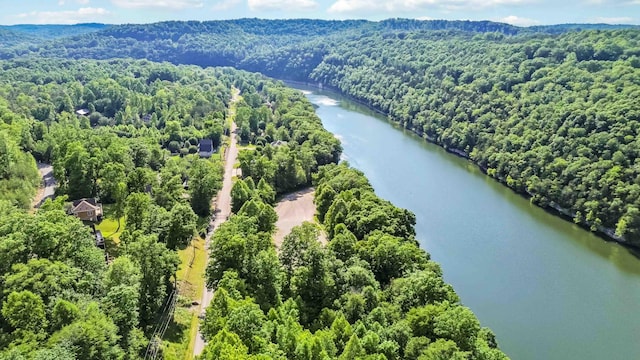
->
<box><xmin>199</xmin><ymin>139</ymin><xmax>214</xmax><ymax>158</ymax></box>
<box><xmin>270</xmin><ymin>140</ymin><xmax>288</xmax><ymax>147</ymax></box>
<box><xmin>69</xmin><ymin>198</ymin><xmax>103</xmax><ymax>222</ymax></box>
<box><xmin>75</xmin><ymin>109</ymin><xmax>90</xmax><ymax>116</ymax></box>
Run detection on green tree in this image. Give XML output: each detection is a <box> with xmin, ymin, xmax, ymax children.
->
<box><xmin>1</xmin><ymin>291</ymin><xmax>47</xmax><ymax>333</ymax></box>
<box><xmin>125</xmin><ymin>193</ymin><xmax>151</xmax><ymax>232</ymax></box>
<box><xmin>166</xmin><ymin>202</ymin><xmax>197</xmax><ymax>249</ymax></box>
<box><xmin>231</xmin><ymin>179</ymin><xmax>252</xmax><ymax>213</ymax></box>
<box><xmin>99</xmin><ymin>163</ymin><xmax>126</xmax><ymax>203</ymax></box>
<box><xmin>189</xmin><ymin>159</ymin><xmax>222</xmax><ymax>216</ymax></box>
<box><xmin>49</xmin><ymin>303</ymin><xmax>124</xmax><ymax>360</ymax></box>
<box><xmin>127</xmin><ymin>234</ymin><xmax>179</xmax><ymax>327</ymax></box>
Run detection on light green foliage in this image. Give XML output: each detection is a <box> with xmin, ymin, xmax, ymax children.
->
<box><xmin>238</xmin><ymin>199</ymin><xmax>278</xmax><ymax>233</ymax></box>
<box><xmin>206</xmin><ymin>215</ymin><xmax>282</xmax><ymax>310</ymax></box>
<box><xmin>50</xmin><ymin>300</ymin><xmax>80</xmax><ymax>332</ymax></box>
<box><xmin>231</xmin><ymin>179</ymin><xmax>253</xmax><ymax>213</ymax></box>
<box><xmin>418</xmin><ymin>339</ymin><xmax>468</xmax><ymax>360</ymax></box>
<box><xmin>48</xmin><ymin>302</ymin><xmax>124</xmax><ymax>360</ymax></box>
<box><xmin>1</xmin><ymin>291</ymin><xmax>47</xmax><ymax>333</ymax></box>
<box><xmin>0</xmin><ymin>131</ymin><xmax>39</xmax><ymax>208</ymax></box>
<box><xmin>99</xmin><ymin>162</ymin><xmax>126</xmax><ymax>203</ymax></box>
<box><xmin>200</xmin><ymin>329</ymin><xmax>251</xmax><ymax>360</ymax></box>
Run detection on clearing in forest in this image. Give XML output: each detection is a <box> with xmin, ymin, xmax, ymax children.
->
<box><xmin>273</xmin><ymin>187</ymin><xmax>327</xmax><ymax>248</ymax></box>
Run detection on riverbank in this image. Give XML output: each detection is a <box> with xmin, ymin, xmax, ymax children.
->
<box><xmin>300</xmin><ymin>85</ymin><xmax>640</xmax><ymax>360</ymax></box>
<box><xmin>287</xmin><ymin>80</ymin><xmax>633</xmax><ymax>249</ymax></box>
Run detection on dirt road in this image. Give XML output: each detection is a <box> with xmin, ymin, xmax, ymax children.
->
<box><xmin>32</xmin><ymin>163</ymin><xmax>56</xmax><ymax>209</ymax></box>
<box><xmin>193</xmin><ymin>89</ymin><xmax>240</xmax><ymax>357</ymax></box>
<box><xmin>273</xmin><ymin>187</ymin><xmax>327</xmax><ymax>248</ymax></box>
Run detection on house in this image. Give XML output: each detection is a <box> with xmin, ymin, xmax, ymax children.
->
<box><xmin>270</xmin><ymin>140</ymin><xmax>288</xmax><ymax>147</ymax></box>
<box><xmin>75</xmin><ymin>109</ymin><xmax>90</xmax><ymax>116</ymax></box>
<box><xmin>199</xmin><ymin>139</ymin><xmax>214</xmax><ymax>158</ymax></box>
<box><xmin>69</xmin><ymin>198</ymin><xmax>103</xmax><ymax>222</ymax></box>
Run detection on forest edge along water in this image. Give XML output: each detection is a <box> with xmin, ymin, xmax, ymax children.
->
<box><xmin>292</xmin><ymin>83</ymin><xmax>640</xmax><ymax>360</ymax></box>
<box><xmin>285</xmin><ymin>81</ymin><xmax>635</xmax><ymax>249</ymax></box>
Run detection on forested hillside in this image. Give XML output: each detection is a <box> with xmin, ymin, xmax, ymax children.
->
<box><xmin>6</xmin><ymin>19</ymin><xmax>638</xmax><ymax>245</ymax></box>
<box><xmin>0</xmin><ymin>56</ymin><xmax>508</xmax><ymax>359</ymax></box>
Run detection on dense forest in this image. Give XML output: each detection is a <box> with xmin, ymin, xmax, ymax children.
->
<box><xmin>0</xmin><ymin>55</ymin><xmax>506</xmax><ymax>358</ymax></box>
<box><xmin>2</xmin><ymin>17</ymin><xmax>639</xmax><ymax>359</ymax></box>
<box><xmin>205</xmin><ymin>87</ymin><xmax>506</xmax><ymax>359</ymax></box>
<box><xmin>0</xmin><ymin>58</ymin><xmax>238</xmax><ymax>358</ymax></box>
<box><xmin>0</xmin><ymin>59</ymin><xmax>308</xmax><ymax>357</ymax></box>
<box><xmin>2</xmin><ymin>19</ymin><xmax>637</xmax><ymax>245</ymax></box>
<box><xmin>203</xmin><ymin>165</ymin><xmax>507</xmax><ymax>359</ymax></box>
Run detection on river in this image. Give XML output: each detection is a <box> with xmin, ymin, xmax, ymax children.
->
<box><xmin>294</xmin><ymin>84</ymin><xmax>640</xmax><ymax>360</ymax></box>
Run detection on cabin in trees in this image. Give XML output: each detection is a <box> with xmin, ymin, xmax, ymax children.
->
<box><xmin>270</xmin><ymin>140</ymin><xmax>288</xmax><ymax>147</ymax></box>
<box><xmin>69</xmin><ymin>198</ymin><xmax>103</xmax><ymax>222</ymax></box>
<box><xmin>199</xmin><ymin>139</ymin><xmax>214</xmax><ymax>158</ymax></box>
<box><xmin>75</xmin><ymin>108</ymin><xmax>90</xmax><ymax>116</ymax></box>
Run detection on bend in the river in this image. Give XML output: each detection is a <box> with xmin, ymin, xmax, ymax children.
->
<box><xmin>294</xmin><ymin>83</ymin><xmax>640</xmax><ymax>360</ymax></box>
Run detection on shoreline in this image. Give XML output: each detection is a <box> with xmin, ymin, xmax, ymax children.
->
<box><xmin>287</xmin><ymin>80</ymin><xmax>637</xmax><ymax>252</ymax></box>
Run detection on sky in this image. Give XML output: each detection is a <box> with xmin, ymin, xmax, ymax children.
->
<box><xmin>0</xmin><ymin>0</ymin><xmax>639</xmax><ymax>26</ymax></box>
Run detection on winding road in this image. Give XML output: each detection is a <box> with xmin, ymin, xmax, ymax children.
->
<box><xmin>193</xmin><ymin>90</ymin><xmax>240</xmax><ymax>357</ymax></box>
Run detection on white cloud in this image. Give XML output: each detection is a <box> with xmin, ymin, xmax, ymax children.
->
<box><xmin>328</xmin><ymin>0</ymin><xmax>531</xmax><ymax>14</ymax></box>
<box><xmin>592</xmin><ymin>16</ymin><xmax>635</xmax><ymax>23</ymax></box>
<box><xmin>110</xmin><ymin>0</ymin><xmax>204</xmax><ymax>9</ymax></box>
<box><xmin>213</xmin><ymin>0</ymin><xmax>242</xmax><ymax>10</ymax></box>
<box><xmin>498</xmin><ymin>15</ymin><xmax>540</xmax><ymax>26</ymax></box>
<box><xmin>11</xmin><ymin>7</ymin><xmax>110</xmax><ymax>25</ymax></box>
<box><xmin>248</xmin><ymin>0</ymin><xmax>319</xmax><ymax>11</ymax></box>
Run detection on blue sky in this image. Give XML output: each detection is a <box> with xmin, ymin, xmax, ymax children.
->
<box><xmin>1</xmin><ymin>0</ymin><xmax>639</xmax><ymax>26</ymax></box>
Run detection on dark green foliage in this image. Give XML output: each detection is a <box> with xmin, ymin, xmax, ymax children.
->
<box><xmin>0</xmin><ymin>59</ymin><xmax>277</xmax><ymax>359</ymax></box>
<box><xmin>18</xmin><ymin>20</ymin><xmax>640</xmax><ymax>245</ymax></box>
<box><xmin>201</xmin><ymin>85</ymin><xmax>505</xmax><ymax>358</ymax></box>
<box><xmin>189</xmin><ymin>158</ymin><xmax>223</xmax><ymax>216</ymax></box>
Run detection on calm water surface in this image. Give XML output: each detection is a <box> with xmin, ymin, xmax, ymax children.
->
<box><xmin>295</xmin><ymin>84</ymin><xmax>640</xmax><ymax>360</ymax></box>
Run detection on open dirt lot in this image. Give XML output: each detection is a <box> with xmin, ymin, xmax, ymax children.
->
<box><xmin>274</xmin><ymin>187</ymin><xmax>327</xmax><ymax>248</ymax></box>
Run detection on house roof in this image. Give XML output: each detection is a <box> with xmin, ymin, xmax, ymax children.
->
<box><xmin>70</xmin><ymin>198</ymin><xmax>100</xmax><ymax>213</ymax></box>
<box><xmin>72</xmin><ymin>198</ymin><xmax>98</xmax><ymax>207</ymax></box>
<box><xmin>199</xmin><ymin>139</ymin><xmax>214</xmax><ymax>153</ymax></box>
<box><xmin>76</xmin><ymin>109</ymin><xmax>90</xmax><ymax>116</ymax></box>
<box><xmin>270</xmin><ymin>140</ymin><xmax>288</xmax><ymax>147</ymax></box>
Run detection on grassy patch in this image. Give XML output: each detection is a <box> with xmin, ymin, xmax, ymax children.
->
<box><xmin>96</xmin><ymin>204</ymin><xmax>125</xmax><ymax>247</ymax></box>
<box><xmin>162</xmin><ymin>237</ymin><xmax>208</xmax><ymax>360</ymax></box>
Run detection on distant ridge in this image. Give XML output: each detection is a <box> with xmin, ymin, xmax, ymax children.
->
<box><xmin>0</xmin><ymin>23</ymin><xmax>110</xmax><ymax>40</ymax></box>
<box><xmin>1</xmin><ymin>19</ymin><xmax>637</xmax><ymax>42</ymax></box>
